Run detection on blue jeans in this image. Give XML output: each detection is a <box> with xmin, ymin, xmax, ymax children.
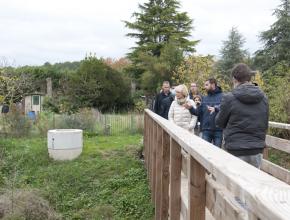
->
<box><xmin>202</xmin><ymin>130</ymin><xmax>223</xmax><ymax>148</ymax></box>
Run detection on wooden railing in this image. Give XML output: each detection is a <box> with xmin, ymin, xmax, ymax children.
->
<box><xmin>143</xmin><ymin>109</ymin><xmax>290</xmax><ymax>220</ymax></box>
<box><xmin>262</xmin><ymin>122</ymin><xmax>290</xmax><ymax>184</ymax></box>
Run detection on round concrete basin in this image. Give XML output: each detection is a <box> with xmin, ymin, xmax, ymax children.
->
<box><xmin>48</xmin><ymin>129</ymin><xmax>83</xmax><ymax>160</ymax></box>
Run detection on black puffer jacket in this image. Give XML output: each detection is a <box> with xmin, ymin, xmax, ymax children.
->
<box><xmin>215</xmin><ymin>83</ymin><xmax>269</xmax><ymax>156</ymax></box>
<box><xmin>153</xmin><ymin>91</ymin><xmax>171</xmax><ymax>118</ymax></box>
<box><xmin>159</xmin><ymin>95</ymin><xmax>175</xmax><ymax>119</ymax></box>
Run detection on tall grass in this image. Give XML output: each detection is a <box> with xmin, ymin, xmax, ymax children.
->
<box><xmin>0</xmin><ymin>135</ymin><xmax>153</xmax><ymax>219</ymax></box>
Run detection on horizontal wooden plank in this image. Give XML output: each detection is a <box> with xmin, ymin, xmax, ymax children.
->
<box><xmin>266</xmin><ymin>135</ymin><xmax>290</xmax><ymax>154</ymax></box>
<box><xmin>261</xmin><ymin>159</ymin><xmax>290</xmax><ymax>185</ymax></box>
<box><xmin>206</xmin><ymin>175</ymin><xmax>251</xmax><ymax>220</ymax></box>
<box><xmin>145</xmin><ymin>109</ymin><xmax>290</xmax><ymax>220</ymax></box>
<box><xmin>269</xmin><ymin>121</ymin><xmax>290</xmax><ymax>130</ymax></box>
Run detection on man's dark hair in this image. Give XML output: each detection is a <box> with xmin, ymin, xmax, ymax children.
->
<box><xmin>231</xmin><ymin>63</ymin><xmax>252</xmax><ymax>83</ymax></box>
<box><xmin>206</xmin><ymin>78</ymin><xmax>217</xmax><ymax>86</ymax></box>
<box><xmin>162</xmin><ymin>81</ymin><xmax>170</xmax><ymax>86</ymax></box>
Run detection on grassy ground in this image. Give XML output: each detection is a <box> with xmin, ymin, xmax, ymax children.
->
<box><xmin>0</xmin><ymin>135</ymin><xmax>153</xmax><ymax>219</ymax></box>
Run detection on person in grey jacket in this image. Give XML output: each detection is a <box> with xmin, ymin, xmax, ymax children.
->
<box><xmin>215</xmin><ymin>63</ymin><xmax>269</xmax><ymax>168</ymax></box>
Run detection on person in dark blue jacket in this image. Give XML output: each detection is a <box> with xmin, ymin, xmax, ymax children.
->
<box><xmin>184</xmin><ymin>78</ymin><xmax>223</xmax><ymax>147</ymax></box>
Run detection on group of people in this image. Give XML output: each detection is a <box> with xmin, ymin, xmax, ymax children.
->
<box><xmin>153</xmin><ymin>63</ymin><xmax>269</xmax><ymax>169</ymax></box>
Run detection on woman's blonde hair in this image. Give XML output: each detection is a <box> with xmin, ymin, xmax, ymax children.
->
<box><xmin>175</xmin><ymin>84</ymin><xmax>189</xmax><ymax>97</ymax></box>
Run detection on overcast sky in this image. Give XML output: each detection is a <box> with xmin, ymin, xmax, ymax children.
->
<box><xmin>0</xmin><ymin>0</ymin><xmax>280</xmax><ymax>66</ymax></box>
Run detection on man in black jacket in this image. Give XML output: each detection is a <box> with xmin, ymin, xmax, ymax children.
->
<box><xmin>153</xmin><ymin>81</ymin><xmax>171</xmax><ymax>118</ymax></box>
<box><xmin>159</xmin><ymin>93</ymin><xmax>175</xmax><ymax>119</ymax></box>
<box><xmin>215</xmin><ymin>63</ymin><xmax>269</xmax><ymax>168</ymax></box>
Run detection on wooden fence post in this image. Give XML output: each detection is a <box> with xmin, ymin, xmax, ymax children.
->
<box><xmin>263</xmin><ymin>147</ymin><xmax>269</xmax><ymax>160</ymax></box>
<box><xmin>161</xmin><ymin>130</ymin><xmax>170</xmax><ymax>219</ymax></box>
<box><xmin>148</xmin><ymin>117</ymin><xmax>152</xmax><ymax>188</ymax></box>
<box><xmin>155</xmin><ymin>125</ymin><xmax>163</xmax><ymax>219</ymax></box>
<box><xmin>169</xmin><ymin>138</ymin><xmax>182</xmax><ymax>219</ymax></box>
<box><xmin>151</xmin><ymin>121</ymin><xmax>157</xmax><ymax>204</ymax></box>
<box><xmin>188</xmin><ymin>155</ymin><xmax>206</xmax><ymax>220</ymax></box>
<box><xmin>144</xmin><ymin>113</ymin><xmax>148</xmax><ymax>169</ymax></box>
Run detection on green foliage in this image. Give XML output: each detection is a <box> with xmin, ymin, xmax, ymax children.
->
<box><xmin>217</xmin><ymin>27</ymin><xmax>249</xmax><ymax>81</ymax></box>
<box><xmin>124</xmin><ymin>0</ymin><xmax>198</xmax><ymax>92</ymax></box>
<box><xmin>252</xmin><ymin>0</ymin><xmax>290</xmax><ymax>138</ymax></box>
<box><xmin>131</xmin><ymin>90</ymin><xmax>146</xmax><ymax>113</ymax></box>
<box><xmin>55</xmin><ymin>109</ymin><xmax>97</xmax><ymax>133</ymax></box>
<box><xmin>254</xmin><ymin>0</ymin><xmax>290</xmax><ymax>71</ymax></box>
<box><xmin>1</xmin><ymin>58</ymin><xmax>133</xmax><ymax>113</ymax></box>
<box><xmin>13</xmin><ymin>66</ymin><xmax>67</xmax><ymax>96</ymax></box>
<box><xmin>139</xmin><ymin>41</ymin><xmax>184</xmax><ymax>93</ymax></box>
<box><xmin>42</xmin><ymin>96</ymin><xmax>78</xmax><ymax>114</ymax></box>
<box><xmin>174</xmin><ymin>55</ymin><xmax>215</xmax><ymax>84</ymax></box>
<box><xmin>174</xmin><ymin>55</ymin><xmax>232</xmax><ymax>93</ymax></box>
<box><xmin>0</xmin><ymin>73</ymin><xmax>31</xmax><ymax>104</ymax></box>
<box><xmin>263</xmin><ymin>63</ymin><xmax>290</xmax><ymax>124</ymax></box>
<box><xmin>68</xmin><ymin>56</ymin><xmax>132</xmax><ymax>112</ymax></box>
<box><xmin>1</xmin><ymin>106</ymin><xmax>32</xmax><ymax>137</ymax></box>
<box><xmin>33</xmin><ymin>111</ymin><xmax>55</xmax><ymax>136</ymax></box>
<box><xmin>43</xmin><ymin>61</ymin><xmax>81</xmax><ymax>72</ymax></box>
<box><xmin>0</xmin><ymin>135</ymin><xmax>153</xmax><ymax>219</ymax></box>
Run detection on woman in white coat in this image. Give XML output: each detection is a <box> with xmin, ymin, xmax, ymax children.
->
<box><xmin>168</xmin><ymin>84</ymin><xmax>197</xmax><ymax>133</ymax></box>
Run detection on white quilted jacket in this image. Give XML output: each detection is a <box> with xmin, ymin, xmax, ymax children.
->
<box><xmin>168</xmin><ymin>98</ymin><xmax>197</xmax><ymax>132</ymax></box>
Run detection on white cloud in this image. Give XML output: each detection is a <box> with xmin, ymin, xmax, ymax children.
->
<box><xmin>180</xmin><ymin>0</ymin><xmax>279</xmax><ymax>56</ymax></box>
<box><xmin>0</xmin><ymin>0</ymin><xmax>280</xmax><ymax>66</ymax></box>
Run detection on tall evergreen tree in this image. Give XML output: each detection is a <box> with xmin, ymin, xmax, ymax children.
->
<box><xmin>124</xmin><ymin>0</ymin><xmax>197</xmax><ymax>92</ymax></box>
<box><xmin>139</xmin><ymin>40</ymin><xmax>184</xmax><ymax>92</ymax></box>
<box><xmin>253</xmin><ymin>0</ymin><xmax>290</xmax><ymax>125</ymax></box>
<box><xmin>254</xmin><ymin>0</ymin><xmax>290</xmax><ymax>72</ymax></box>
<box><xmin>124</xmin><ymin>0</ymin><xmax>197</xmax><ymax>58</ymax></box>
<box><xmin>217</xmin><ymin>27</ymin><xmax>248</xmax><ymax>80</ymax></box>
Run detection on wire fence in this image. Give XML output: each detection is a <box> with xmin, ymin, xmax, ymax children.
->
<box><xmin>94</xmin><ymin>113</ymin><xmax>144</xmax><ymax>135</ymax></box>
<box><xmin>0</xmin><ymin>108</ymin><xmax>144</xmax><ymax>137</ymax></box>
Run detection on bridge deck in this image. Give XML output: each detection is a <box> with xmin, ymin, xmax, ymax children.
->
<box><xmin>144</xmin><ymin>109</ymin><xmax>290</xmax><ymax>220</ymax></box>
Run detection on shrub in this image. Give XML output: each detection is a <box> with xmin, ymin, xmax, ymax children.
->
<box><xmin>55</xmin><ymin>108</ymin><xmax>97</xmax><ymax>133</ymax></box>
<box><xmin>0</xmin><ymin>190</ymin><xmax>60</xmax><ymax>220</ymax></box>
<box><xmin>1</xmin><ymin>105</ymin><xmax>32</xmax><ymax>137</ymax></box>
<box><xmin>132</xmin><ymin>90</ymin><xmax>146</xmax><ymax>113</ymax></box>
<box><xmin>34</xmin><ymin>111</ymin><xmax>55</xmax><ymax>136</ymax></box>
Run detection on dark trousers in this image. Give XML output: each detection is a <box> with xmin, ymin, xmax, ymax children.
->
<box><xmin>202</xmin><ymin>130</ymin><xmax>223</xmax><ymax>148</ymax></box>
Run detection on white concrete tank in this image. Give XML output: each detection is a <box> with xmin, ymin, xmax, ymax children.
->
<box><xmin>48</xmin><ymin>129</ymin><xmax>83</xmax><ymax>160</ymax></box>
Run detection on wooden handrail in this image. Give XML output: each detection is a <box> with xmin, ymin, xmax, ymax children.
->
<box><xmin>144</xmin><ymin>109</ymin><xmax>290</xmax><ymax>220</ymax></box>
<box><xmin>265</xmin><ymin>135</ymin><xmax>290</xmax><ymax>154</ymax></box>
<box><xmin>262</xmin><ymin>121</ymin><xmax>290</xmax><ymax>185</ymax></box>
<box><xmin>269</xmin><ymin>121</ymin><xmax>290</xmax><ymax>130</ymax></box>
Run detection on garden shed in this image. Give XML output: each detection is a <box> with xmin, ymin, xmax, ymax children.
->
<box><xmin>24</xmin><ymin>93</ymin><xmax>44</xmax><ymax>115</ymax></box>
